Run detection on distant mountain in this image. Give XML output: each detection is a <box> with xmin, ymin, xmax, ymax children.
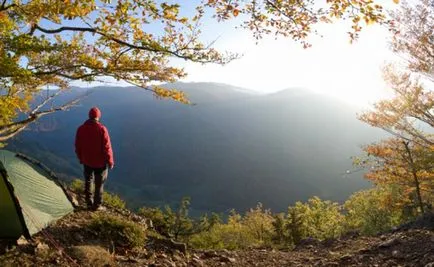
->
<box><xmin>7</xmin><ymin>83</ymin><xmax>385</xmax><ymax>214</ymax></box>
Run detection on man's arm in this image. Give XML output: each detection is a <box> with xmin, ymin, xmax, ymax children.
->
<box><xmin>102</xmin><ymin>126</ymin><xmax>114</xmax><ymax>169</ymax></box>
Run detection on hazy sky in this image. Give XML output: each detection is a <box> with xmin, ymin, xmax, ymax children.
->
<box><xmin>75</xmin><ymin>2</ymin><xmax>401</xmax><ymax>107</ymax></box>
<box><xmin>176</xmin><ymin>21</ymin><xmax>396</xmax><ymax>107</ymax></box>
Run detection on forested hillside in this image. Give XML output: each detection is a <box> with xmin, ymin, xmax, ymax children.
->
<box><xmin>7</xmin><ymin>83</ymin><xmax>384</xmax><ymax>213</ymax></box>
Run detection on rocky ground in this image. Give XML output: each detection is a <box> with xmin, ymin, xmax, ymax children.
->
<box><xmin>1</xmin><ymin>200</ymin><xmax>433</xmax><ymax>266</ymax></box>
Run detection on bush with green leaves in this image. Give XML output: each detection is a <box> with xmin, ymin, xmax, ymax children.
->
<box><xmin>90</xmin><ymin>213</ymin><xmax>146</xmax><ymax>249</ymax></box>
<box><xmin>189</xmin><ymin>210</ymin><xmax>256</xmax><ymax>250</ymax></box>
<box><xmin>344</xmin><ymin>186</ymin><xmax>410</xmax><ymax>235</ymax></box>
<box><xmin>242</xmin><ymin>203</ymin><xmax>275</xmax><ymax>246</ymax></box>
<box><xmin>70</xmin><ymin>179</ymin><xmax>84</xmax><ymax>193</ymax></box>
<box><xmin>138</xmin><ymin>206</ymin><xmax>173</xmax><ymax>237</ymax></box>
<box><xmin>285</xmin><ymin>197</ymin><xmax>344</xmax><ymax>244</ymax></box>
<box><xmin>138</xmin><ymin>197</ymin><xmax>194</xmax><ymax>241</ymax></box>
<box><xmin>189</xmin><ymin>204</ymin><xmax>276</xmax><ymax>250</ymax></box>
<box><xmin>103</xmin><ymin>192</ymin><xmax>126</xmax><ymax>210</ymax></box>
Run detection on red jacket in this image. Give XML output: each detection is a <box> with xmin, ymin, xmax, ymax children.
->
<box><xmin>75</xmin><ymin>119</ymin><xmax>114</xmax><ymax>168</ymax></box>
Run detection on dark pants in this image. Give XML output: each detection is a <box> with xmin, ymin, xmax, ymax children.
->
<box><xmin>84</xmin><ymin>165</ymin><xmax>108</xmax><ymax>208</ymax></box>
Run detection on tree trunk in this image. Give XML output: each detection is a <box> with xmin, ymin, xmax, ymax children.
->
<box><xmin>403</xmin><ymin>141</ymin><xmax>425</xmax><ymax>214</ymax></box>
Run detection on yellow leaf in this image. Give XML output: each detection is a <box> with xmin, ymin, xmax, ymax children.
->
<box><xmin>393</xmin><ymin>0</ymin><xmax>399</xmax><ymax>4</ymax></box>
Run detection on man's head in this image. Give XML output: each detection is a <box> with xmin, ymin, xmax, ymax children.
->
<box><xmin>88</xmin><ymin>107</ymin><xmax>101</xmax><ymax>120</ymax></box>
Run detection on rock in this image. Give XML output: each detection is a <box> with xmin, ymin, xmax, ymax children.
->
<box><xmin>392</xmin><ymin>250</ymin><xmax>401</xmax><ymax>258</ymax></box>
<box><xmin>425</xmin><ymin>263</ymin><xmax>434</xmax><ymax>267</ymax></box>
<box><xmin>324</xmin><ymin>262</ymin><xmax>339</xmax><ymax>267</ymax></box>
<box><xmin>162</xmin><ymin>259</ymin><xmax>176</xmax><ymax>267</ymax></box>
<box><xmin>66</xmin><ymin>190</ymin><xmax>79</xmax><ymax>207</ymax></box>
<box><xmin>396</xmin><ymin>212</ymin><xmax>434</xmax><ymax>231</ymax></box>
<box><xmin>339</xmin><ymin>254</ymin><xmax>352</xmax><ymax>261</ymax></box>
<box><xmin>153</xmin><ymin>238</ymin><xmax>187</xmax><ymax>254</ymax></box>
<box><xmin>378</xmin><ymin>238</ymin><xmax>400</xmax><ymax>248</ymax></box>
<box><xmin>158</xmin><ymin>253</ymin><xmax>168</xmax><ymax>259</ymax></box>
<box><xmin>202</xmin><ymin>250</ymin><xmax>218</xmax><ymax>258</ymax></box>
<box><xmin>328</xmin><ymin>251</ymin><xmax>338</xmax><ymax>256</ymax></box>
<box><xmin>191</xmin><ymin>257</ymin><xmax>204</xmax><ymax>267</ymax></box>
<box><xmin>296</xmin><ymin>237</ymin><xmax>320</xmax><ymax>249</ymax></box>
<box><xmin>340</xmin><ymin>231</ymin><xmax>360</xmax><ymax>240</ymax></box>
<box><xmin>16</xmin><ymin>236</ymin><xmax>29</xmax><ymax>246</ymax></box>
<box><xmin>357</xmin><ymin>254</ymin><xmax>371</xmax><ymax>262</ymax></box>
<box><xmin>172</xmin><ymin>252</ymin><xmax>185</xmax><ymax>262</ymax></box>
<box><xmin>220</xmin><ymin>249</ymin><xmax>230</xmax><ymax>255</ymax></box>
<box><xmin>73</xmin><ymin>232</ymin><xmax>83</xmax><ymax>242</ymax></box>
<box><xmin>357</xmin><ymin>248</ymin><xmax>370</xmax><ymax>254</ymax></box>
<box><xmin>36</xmin><ymin>242</ymin><xmax>49</xmax><ymax>252</ymax></box>
<box><xmin>220</xmin><ymin>255</ymin><xmax>236</xmax><ymax>263</ymax></box>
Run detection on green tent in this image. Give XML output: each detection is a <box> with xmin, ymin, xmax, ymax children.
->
<box><xmin>0</xmin><ymin>150</ymin><xmax>74</xmax><ymax>239</ymax></box>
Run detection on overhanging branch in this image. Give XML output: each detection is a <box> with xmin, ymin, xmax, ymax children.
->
<box><xmin>33</xmin><ymin>25</ymin><xmax>225</xmax><ymax>63</ymax></box>
<box><xmin>0</xmin><ymin>94</ymin><xmax>83</xmax><ymax>142</ymax></box>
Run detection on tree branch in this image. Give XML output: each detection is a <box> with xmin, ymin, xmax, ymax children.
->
<box><xmin>0</xmin><ymin>0</ymin><xmax>15</xmax><ymax>11</ymax></box>
<box><xmin>0</xmin><ymin>95</ymin><xmax>83</xmax><ymax>142</ymax></box>
<box><xmin>30</xmin><ymin>90</ymin><xmax>63</xmax><ymax>115</ymax></box>
<box><xmin>33</xmin><ymin>25</ymin><xmax>224</xmax><ymax>63</ymax></box>
<box><xmin>34</xmin><ymin>25</ymin><xmax>97</xmax><ymax>34</ymax></box>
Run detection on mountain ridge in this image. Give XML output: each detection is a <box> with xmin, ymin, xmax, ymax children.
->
<box><xmin>7</xmin><ymin>82</ymin><xmax>385</xmax><ymax>214</ymax></box>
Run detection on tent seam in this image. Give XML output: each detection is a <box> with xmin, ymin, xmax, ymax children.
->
<box><xmin>0</xmin><ymin>162</ymin><xmax>31</xmax><ymax>239</ymax></box>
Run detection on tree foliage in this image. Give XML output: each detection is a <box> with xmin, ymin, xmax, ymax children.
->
<box><xmin>0</xmin><ymin>0</ymin><xmax>235</xmax><ymax>142</ymax></box>
<box><xmin>359</xmin><ymin>0</ymin><xmax>433</xmax><ymax>148</ymax></box>
<box><xmin>356</xmin><ymin>138</ymin><xmax>434</xmax><ymax>214</ymax></box>
<box><xmin>189</xmin><ymin>198</ymin><xmax>343</xmax><ymax>249</ymax></box>
<box><xmin>190</xmin><ymin>209</ymin><xmax>254</xmax><ymax>250</ymax></box>
<box><xmin>242</xmin><ymin>203</ymin><xmax>275</xmax><ymax>244</ymax></box>
<box><xmin>285</xmin><ymin>196</ymin><xmax>343</xmax><ymax>244</ymax></box>
<box><xmin>344</xmin><ymin>186</ymin><xmax>413</xmax><ymax>235</ymax></box>
<box><xmin>206</xmin><ymin>0</ymin><xmax>391</xmax><ymax>46</ymax></box>
<box><xmin>0</xmin><ymin>0</ymin><xmax>396</xmax><ymax>143</ymax></box>
<box><xmin>358</xmin><ymin>0</ymin><xmax>433</xmax><ymax>214</ymax></box>
<box><xmin>138</xmin><ymin>197</ymin><xmax>194</xmax><ymax>240</ymax></box>
<box><xmin>189</xmin><ymin>206</ymin><xmax>272</xmax><ymax>250</ymax></box>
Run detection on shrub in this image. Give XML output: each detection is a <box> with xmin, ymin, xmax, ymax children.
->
<box><xmin>242</xmin><ymin>203</ymin><xmax>275</xmax><ymax>246</ymax></box>
<box><xmin>344</xmin><ymin>186</ymin><xmax>408</xmax><ymax>235</ymax></box>
<box><xmin>138</xmin><ymin>197</ymin><xmax>194</xmax><ymax>241</ymax></box>
<box><xmin>103</xmin><ymin>192</ymin><xmax>126</xmax><ymax>210</ymax></box>
<box><xmin>286</xmin><ymin>197</ymin><xmax>344</xmax><ymax>244</ymax></box>
<box><xmin>189</xmin><ymin>222</ymin><xmax>256</xmax><ymax>250</ymax></box>
<box><xmin>138</xmin><ymin>206</ymin><xmax>172</xmax><ymax>236</ymax></box>
<box><xmin>189</xmin><ymin>210</ymin><xmax>257</xmax><ymax>250</ymax></box>
<box><xmin>90</xmin><ymin>213</ymin><xmax>146</xmax><ymax>249</ymax></box>
<box><xmin>69</xmin><ymin>245</ymin><xmax>114</xmax><ymax>266</ymax></box>
<box><xmin>70</xmin><ymin>179</ymin><xmax>84</xmax><ymax>193</ymax></box>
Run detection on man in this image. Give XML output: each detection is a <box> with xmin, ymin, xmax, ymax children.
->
<box><xmin>75</xmin><ymin>107</ymin><xmax>114</xmax><ymax>211</ymax></box>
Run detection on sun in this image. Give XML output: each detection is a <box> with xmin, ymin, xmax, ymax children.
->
<box><xmin>181</xmin><ymin>21</ymin><xmax>395</xmax><ymax>107</ymax></box>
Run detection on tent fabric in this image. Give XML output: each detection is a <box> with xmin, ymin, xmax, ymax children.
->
<box><xmin>0</xmin><ymin>150</ymin><xmax>73</xmax><ymax>238</ymax></box>
<box><xmin>0</xmin><ymin>164</ymin><xmax>24</xmax><ymax>238</ymax></box>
